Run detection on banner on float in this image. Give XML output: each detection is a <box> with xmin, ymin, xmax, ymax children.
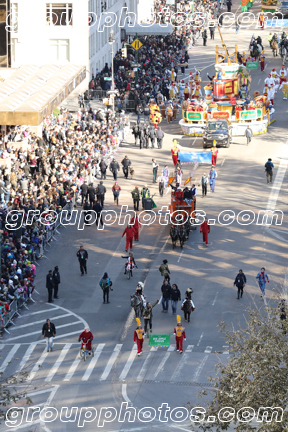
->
<box><xmin>179</xmin><ymin>151</ymin><xmax>212</xmax><ymax>164</ymax></box>
<box><xmin>149</xmin><ymin>334</ymin><xmax>170</xmax><ymax>347</ymax></box>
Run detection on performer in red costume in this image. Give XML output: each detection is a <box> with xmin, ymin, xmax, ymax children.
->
<box><xmin>122</xmin><ymin>224</ymin><xmax>134</xmax><ymax>252</ymax></box>
<box><xmin>174</xmin><ymin>315</ymin><xmax>186</xmax><ymax>353</ymax></box>
<box><xmin>200</xmin><ymin>217</ymin><xmax>210</xmax><ymax>246</ymax></box>
<box><xmin>131</xmin><ymin>214</ymin><xmax>141</xmax><ymax>242</ymax></box>
<box><xmin>78</xmin><ymin>327</ymin><xmax>93</xmax><ymax>354</ymax></box>
<box><xmin>134</xmin><ymin>318</ymin><xmax>144</xmax><ymax>356</ymax></box>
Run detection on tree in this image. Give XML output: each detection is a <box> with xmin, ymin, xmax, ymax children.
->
<box><xmin>193</xmin><ymin>301</ymin><xmax>288</xmax><ymax>432</ymax></box>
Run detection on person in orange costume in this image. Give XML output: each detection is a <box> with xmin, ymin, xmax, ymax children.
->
<box><xmin>200</xmin><ymin>217</ymin><xmax>210</xmax><ymax>246</ymax></box>
<box><xmin>134</xmin><ymin>318</ymin><xmax>144</xmax><ymax>356</ymax></box>
<box><xmin>173</xmin><ymin>315</ymin><xmax>186</xmax><ymax>353</ymax></box>
<box><xmin>122</xmin><ymin>224</ymin><xmax>134</xmax><ymax>252</ymax></box>
<box><xmin>171</xmin><ymin>140</ymin><xmax>179</xmax><ymax>166</ymax></box>
<box><xmin>211</xmin><ymin>141</ymin><xmax>219</xmax><ymax>166</ymax></box>
<box><xmin>259</xmin><ymin>11</ymin><xmax>265</xmax><ymax>30</ymax></box>
<box><xmin>78</xmin><ymin>327</ymin><xmax>93</xmax><ymax>354</ymax></box>
<box><xmin>131</xmin><ymin>214</ymin><xmax>141</xmax><ymax>242</ymax></box>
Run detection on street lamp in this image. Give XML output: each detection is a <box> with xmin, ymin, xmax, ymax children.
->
<box><xmin>108</xmin><ymin>29</ymin><xmax>115</xmax><ymax>114</ymax></box>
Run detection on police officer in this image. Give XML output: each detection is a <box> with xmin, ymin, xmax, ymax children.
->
<box><xmin>121</xmin><ymin>156</ymin><xmax>131</xmax><ymax>179</ymax></box>
<box><xmin>109</xmin><ymin>158</ymin><xmax>120</xmax><ymax>180</ymax></box>
<box><xmin>96</xmin><ymin>181</ymin><xmax>106</xmax><ymax>207</ymax></box>
<box><xmin>156</xmin><ymin>127</ymin><xmax>164</xmax><ymax>149</ymax></box>
<box><xmin>149</xmin><ymin>126</ymin><xmax>156</xmax><ymax>149</ymax></box>
<box><xmin>46</xmin><ymin>270</ymin><xmax>54</xmax><ymax>303</ymax></box>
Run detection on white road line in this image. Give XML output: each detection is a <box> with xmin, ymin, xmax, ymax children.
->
<box><xmin>45</xmin><ymin>343</ymin><xmax>72</xmax><ymax>382</ymax></box>
<box><xmin>64</xmin><ymin>355</ymin><xmax>81</xmax><ymax>381</ymax></box>
<box><xmin>10</xmin><ymin>314</ymin><xmax>72</xmax><ymax>331</ymax></box>
<box><xmin>18</xmin><ymin>343</ymin><xmax>37</xmax><ymax>372</ymax></box>
<box><xmin>54</xmin><ymin>330</ymin><xmax>84</xmax><ymax>340</ymax></box>
<box><xmin>266</xmin><ymin>151</ymin><xmax>288</xmax><ymax>212</ymax></box>
<box><xmin>204</xmin><ymin>346</ymin><xmax>212</xmax><ymax>353</ymax></box>
<box><xmin>177</xmin><ymin>250</ymin><xmax>184</xmax><ymax>262</ymax></box>
<box><xmin>171</xmin><ymin>353</ymin><xmax>190</xmax><ymax>380</ymax></box>
<box><xmin>153</xmin><ymin>352</ymin><xmax>170</xmax><ymax>379</ymax></box>
<box><xmin>6</xmin><ymin>323</ymin><xmax>83</xmax><ymax>342</ymax></box>
<box><xmin>167</xmin><ymin>344</ymin><xmax>175</xmax><ymax>352</ymax></box>
<box><xmin>100</xmin><ymin>344</ymin><xmax>122</xmax><ymax>381</ymax></box>
<box><xmin>0</xmin><ymin>344</ymin><xmax>20</xmax><ymax>373</ymax></box>
<box><xmin>196</xmin><ymin>333</ymin><xmax>203</xmax><ymax>346</ymax></box>
<box><xmin>192</xmin><ymin>355</ymin><xmax>209</xmax><ymax>382</ymax></box>
<box><xmin>25</xmin><ymin>307</ymin><xmax>60</xmax><ymax>316</ymax></box>
<box><xmin>212</xmin><ymin>292</ymin><xmax>219</xmax><ymax>306</ymax></box>
<box><xmin>137</xmin><ymin>352</ymin><xmax>153</xmax><ymax>381</ymax></box>
<box><xmin>27</xmin><ymin>348</ymin><xmax>49</xmax><ymax>381</ymax></box>
<box><xmin>81</xmin><ymin>343</ymin><xmax>105</xmax><ymax>381</ymax></box>
<box><xmin>185</xmin><ymin>345</ymin><xmax>194</xmax><ymax>352</ymax></box>
<box><xmin>122</xmin><ymin>383</ymin><xmax>131</xmax><ymax>403</ymax></box>
<box><xmin>221</xmin><ymin>158</ymin><xmax>225</xmax><ymax>166</ymax></box>
<box><xmin>119</xmin><ymin>344</ymin><xmax>138</xmax><ymax>380</ymax></box>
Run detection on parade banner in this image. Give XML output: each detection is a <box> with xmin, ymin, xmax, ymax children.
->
<box><xmin>149</xmin><ymin>334</ymin><xmax>170</xmax><ymax>347</ymax></box>
<box><xmin>212</xmin><ymin>111</ymin><xmax>230</xmax><ymax>120</ymax></box>
<box><xmin>179</xmin><ymin>151</ymin><xmax>212</xmax><ymax>164</ymax></box>
<box><xmin>246</xmin><ymin>62</ymin><xmax>258</xmax><ymax>70</ymax></box>
<box><xmin>240</xmin><ymin>110</ymin><xmax>257</xmax><ymax>120</ymax></box>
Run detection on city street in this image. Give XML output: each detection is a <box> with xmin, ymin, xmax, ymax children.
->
<box><xmin>1</xmin><ymin>9</ymin><xmax>288</xmax><ymax>432</ymax></box>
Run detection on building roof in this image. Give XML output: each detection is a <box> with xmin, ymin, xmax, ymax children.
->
<box><xmin>0</xmin><ymin>64</ymin><xmax>86</xmax><ymax>125</ymax></box>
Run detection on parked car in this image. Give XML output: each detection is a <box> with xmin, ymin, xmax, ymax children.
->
<box><xmin>202</xmin><ymin>119</ymin><xmax>232</xmax><ymax>148</ymax></box>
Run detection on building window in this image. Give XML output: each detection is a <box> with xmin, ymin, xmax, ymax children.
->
<box><xmin>11</xmin><ymin>3</ymin><xmax>18</xmax><ymax>32</ymax></box>
<box><xmin>49</xmin><ymin>39</ymin><xmax>70</xmax><ymax>62</ymax></box>
<box><xmin>46</xmin><ymin>3</ymin><xmax>73</xmax><ymax>26</ymax></box>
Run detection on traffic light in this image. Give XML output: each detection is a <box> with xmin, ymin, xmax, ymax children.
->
<box><xmin>121</xmin><ymin>47</ymin><xmax>127</xmax><ymax>58</ymax></box>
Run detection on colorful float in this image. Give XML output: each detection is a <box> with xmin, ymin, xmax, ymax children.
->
<box><xmin>179</xmin><ymin>28</ymin><xmax>275</xmax><ymax>137</ymax></box>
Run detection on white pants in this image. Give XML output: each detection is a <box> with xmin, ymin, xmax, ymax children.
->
<box><xmin>46</xmin><ymin>337</ymin><xmax>53</xmax><ymax>350</ymax></box>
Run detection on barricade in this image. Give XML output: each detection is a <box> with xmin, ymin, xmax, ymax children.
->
<box><xmin>1</xmin><ymin>300</ymin><xmax>20</xmax><ymax>334</ymax></box>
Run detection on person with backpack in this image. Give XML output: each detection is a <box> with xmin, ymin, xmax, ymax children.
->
<box><xmin>181</xmin><ymin>296</ymin><xmax>195</xmax><ymax>323</ymax></box>
<box><xmin>265</xmin><ymin>158</ymin><xmax>274</xmax><ymax>183</ymax></box>
<box><xmin>99</xmin><ymin>272</ymin><xmax>113</xmax><ymax>304</ymax></box>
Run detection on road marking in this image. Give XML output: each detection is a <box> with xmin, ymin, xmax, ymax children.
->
<box><xmin>45</xmin><ymin>344</ymin><xmax>71</xmax><ymax>382</ymax></box>
<box><xmin>6</xmin><ymin>323</ymin><xmax>83</xmax><ymax>341</ymax></box>
<box><xmin>122</xmin><ymin>383</ymin><xmax>131</xmax><ymax>403</ymax></box>
<box><xmin>81</xmin><ymin>343</ymin><xmax>105</xmax><ymax>381</ymax></box>
<box><xmin>196</xmin><ymin>333</ymin><xmax>203</xmax><ymax>346</ymax></box>
<box><xmin>212</xmin><ymin>291</ymin><xmax>219</xmax><ymax>306</ymax></box>
<box><xmin>23</xmin><ymin>307</ymin><xmax>60</xmax><ymax>316</ymax></box>
<box><xmin>100</xmin><ymin>344</ymin><xmax>122</xmax><ymax>381</ymax></box>
<box><xmin>171</xmin><ymin>353</ymin><xmax>190</xmax><ymax>380</ymax></box>
<box><xmin>10</xmin><ymin>314</ymin><xmax>72</xmax><ymax>331</ymax></box>
<box><xmin>17</xmin><ymin>343</ymin><xmax>37</xmax><ymax>372</ymax></box>
<box><xmin>0</xmin><ymin>344</ymin><xmax>20</xmax><ymax>373</ymax></box>
<box><xmin>185</xmin><ymin>345</ymin><xmax>194</xmax><ymax>352</ymax></box>
<box><xmin>204</xmin><ymin>346</ymin><xmax>212</xmax><ymax>353</ymax></box>
<box><xmin>177</xmin><ymin>250</ymin><xmax>184</xmax><ymax>262</ymax></box>
<box><xmin>64</xmin><ymin>355</ymin><xmax>82</xmax><ymax>381</ymax></box>
<box><xmin>153</xmin><ymin>352</ymin><xmax>170</xmax><ymax>379</ymax></box>
<box><xmin>54</xmin><ymin>330</ymin><xmax>84</xmax><ymax>340</ymax></box>
<box><xmin>119</xmin><ymin>344</ymin><xmax>138</xmax><ymax>380</ymax></box>
<box><xmin>266</xmin><ymin>151</ymin><xmax>288</xmax><ymax>212</ymax></box>
<box><xmin>221</xmin><ymin>158</ymin><xmax>225</xmax><ymax>166</ymax></box>
<box><xmin>192</xmin><ymin>355</ymin><xmax>208</xmax><ymax>382</ymax></box>
<box><xmin>137</xmin><ymin>352</ymin><xmax>153</xmax><ymax>381</ymax></box>
<box><xmin>167</xmin><ymin>344</ymin><xmax>175</xmax><ymax>352</ymax></box>
<box><xmin>27</xmin><ymin>348</ymin><xmax>49</xmax><ymax>381</ymax></box>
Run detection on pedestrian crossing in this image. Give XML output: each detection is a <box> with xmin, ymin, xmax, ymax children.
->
<box><xmin>0</xmin><ymin>342</ymin><xmax>229</xmax><ymax>385</ymax></box>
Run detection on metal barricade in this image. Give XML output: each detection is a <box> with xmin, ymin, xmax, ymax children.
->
<box><xmin>90</xmin><ymin>89</ymin><xmax>107</xmax><ymax>100</ymax></box>
<box><xmin>1</xmin><ymin>300</ymin><xmax>20</xmax><ymax>334</ymax></box>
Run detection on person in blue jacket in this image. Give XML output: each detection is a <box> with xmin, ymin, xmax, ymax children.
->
<box><xmin>209</xmin><ymin>166</ymin><xmax>218</xmax><ymax>192</ymax></box>
<box><xmin>256</xmin><ymin>267</ymin><xmax>269</xmax><ymax>297</ymax></box>
<box><xmin>99</xmin><ymin>272</ymin><xmax>113</xmax><ymax>304</ymax></box>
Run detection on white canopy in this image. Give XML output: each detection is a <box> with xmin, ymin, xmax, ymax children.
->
<box><xmin>124</xmin><ymin>23</ymin><xmax>174</xmax><ymax>36</ymax></box>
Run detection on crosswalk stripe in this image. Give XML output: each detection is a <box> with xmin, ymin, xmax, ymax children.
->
<box><xmin>171</xmin><ymin>353</ymin><xmax>190</xmax><ymax>380</ymax></box>
<box><xmin>119</xmin><ymin>344</ymin><xmax>137</xmax><ymax>381</ymax></box>
<box><xmin>168</xmin><ymin>345</ymin><xmax>175</xmax><ymax>352</ymax></box>
<box><xmin>204</xmin><ymin>346</ymin><xmax>212</xmax><ymax>353</ymax></box>
<box><xmin>137</xmin><ymin>352</ymin><xmax>153</xmax><ymax>381</ymax></box>
<box><xmin>81</xmin><ymin>344</ymin><xmax>105</xmax><ymax>381</ymax></box>
<box><xmin>153</xmin><ymin>352</ymin><xmax>170</xmax><ymax>379</ymax></box>
<box><xmin>10</xmin><ymin>314</ymin><xmax>72</xmax><ymax>331</ymax></box>
<box><xmin>0</xmin><ymin>344</ymin><xmax>20</xmax><ymax>373</ymax></box>
<box><xmin>26</xmin><ymin>307</ymin><xmax>60</xmax><ymax>316</ymax></box>
<box><xmin>6</xmin><ymin>322</ymin><xmax>83</xmax><ymax>342</ymax></box>
<box><xmin>186</xmin><ymin>345</ymin><xmax>194</xmax><ymax>352</ymax></box>
<box><xmin>45</xmin><ymin>344</ymin><xmax>72</xmax><ymax>382</ymax></box>
<box><xmin>64</xmin><ymin>354</ymin><xmax>81</xmax><ymax>382</ymax></box>
<box><xmin>18</xmin><ymin>343</ymin><xmax>37</xmax><ymax>372</ymax></box>
<box><xmin>100</xmin><ymin>344</ymin><xmax>122</xmax><ymax>381</ymax></box>
<box><xmin>27</xmin><ymin>348</ymin><xmax>49</xmax><ymax>381</ymax></box>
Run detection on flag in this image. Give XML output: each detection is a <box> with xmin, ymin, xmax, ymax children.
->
<box><xmin>169</xmin><ymin>176</ymin><xmax>175</xmax><ymax>184</ymax></box>
<box><xmin>184</xmin><ymin>177</ymin><xmax>191</xmax><ymax>185</ymax></box>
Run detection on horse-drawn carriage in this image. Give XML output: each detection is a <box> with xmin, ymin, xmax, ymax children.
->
<box><xmin>169</xmin><ymin>190</ymin><xmax>196</xmax><ymax>249</ymax></box>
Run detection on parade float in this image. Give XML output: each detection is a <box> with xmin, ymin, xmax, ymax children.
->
<box><xmin>179</xmin><ymin>28</ymin><xmax>275</xmax><ymax>137</ymax></box>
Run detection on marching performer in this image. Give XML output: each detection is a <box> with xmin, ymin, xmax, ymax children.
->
<box><xmin>264</xmin><ymin>74</ymin><xmax>275</xmax><ymax>88</ymax></box>
<box><xmin>279</xmin><ymin>66</ymin><xmax>287</xmax><ymax>85</ymax></box>
<box><xmin>171</xmin><ymin>68</ymin><xmax>176</xmax><ymax>82</ymax></box>
<box><xmin>131</xmin><ymin>214</ymin><xmax>141</xmax><ymax>241</ymax></box>
<box><xmin>267</xmin><ymin>85</ymin><xmax>275</xmax><ymax>105</ymax></box>
<box><xmin>134</xmin><ymin>318</ymin><xmax>144</xmax><ymax>356</ymax></box>
<box><xmin>173</xmin><ymin>315</ymin><xmax>186</xmax><ymax>354</ymax></box>
<box><xmin>263</xmin><ymin>83</ymin><xmax>269</xmax><ymax>95</ymax></box>
<box><xmin>280</xmin><ymin>77</ymin><xmax>288</xmax><ymax>99</ymax></box>
<box><xmin>194</xmin><ymin>85</ymin><xmax>202</xmax><ymax>99</ymax></box>
<box><xmin>179</xmin><ymin>80</ymin><xmax>185</xmax><ymax>100</ymax></box>
<box><xmin>171</xmin><ymin>140</ymin><xmax>180</xmax><ymax>166</ymax></box>
<box><xmin>184</xmin><ymin>84</ymin><xmax>190</xmax><ymax>100</ymax></box>
<box><xmin>259</xmin><ymin>51</ymin><xmax>265</xmax><ymax>72</ymax></box>
<box><xmin>211</xmin><ymin>141</ymin><xmax>219</xmax><ymax>166</ymax></box>
<box><xmin>258</xmin><ymin>11</ymin><xmax>265</xmax><ymax>30</ymax></box>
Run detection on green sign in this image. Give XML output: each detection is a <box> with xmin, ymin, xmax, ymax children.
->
<box><xmin>246</xmin><ymin>62</ymin><xmax>258</xmax><ymax>70</ymax></box>
<box><xmin>240</xmin><ymin>110</ymin><xmax>257</xmax><ymax>120</ymax></box>
<box><xmin>149</xmin><ymin>334</ymin><xmax>170</xmax><ymax>347</ymax></box>
<box><xmin>187</xmin><ymin>112</ymin><xmax>202</xmax><ymax>121</ymax></box>
<box><xmin>104</xmin><ymin>77</ymin><xmax>112</xmax><ymax>81</ymax></box>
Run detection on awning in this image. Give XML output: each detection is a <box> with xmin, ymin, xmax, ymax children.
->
<box><xmin>124</xmin><ymin>23</ymin><xmax>174</xmax><ymax>36</ymax></box>
<box><xmin>0</xmin><ymin>64</ymin><xmax>86</xmax><ymax>125</ymax></box>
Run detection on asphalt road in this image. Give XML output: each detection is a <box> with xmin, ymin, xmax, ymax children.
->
<box><xmin>1</xmin><ymin>10</ymin><xmax>288</xmax><ymax>432</ymax></box>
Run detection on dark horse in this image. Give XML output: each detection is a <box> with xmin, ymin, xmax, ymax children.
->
<box><xmin>178</xmin><ymin>226</ymin><xmax>187</xmax><ymax>249</ymax></box>
<box><xmin>170</xmin><ymin>225</ymin><xmax>179</xmax><ymax>249</ymax></box>
<box><xmin>130</xmin><ymin>293</ymin><xmax>143</xmax><ymax>318</ymax></box>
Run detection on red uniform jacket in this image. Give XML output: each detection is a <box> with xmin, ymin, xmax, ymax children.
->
<box><xmin>122</xmin><ymin>227</ymin><xmax>134</xmax><ymax>239</ymax></box>
<box><xmin>134</xmin><ymin>328</ymin><xmax>144</xmax><ymax>341</ymax></box>
<box><xmin>173</xmin><ymin>326</ymin><xmax>186</xmax><ymax>339</ymax></box>
<box><xmin>200</xmin><ymin>221</ymin><xmax>210</xmax><ymax>234</ymax></box>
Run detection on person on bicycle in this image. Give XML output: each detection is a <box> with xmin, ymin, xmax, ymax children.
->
<box><xmin>78</xmin><ymin>327</ymin><xmax>93</xmax><ymax>355</ymax></box>
<box><xmin>143</xmin><ymin>298</ymin><xmax>159</xmax><ymax>336</ymax></box>
<box><xmin>122</xmin><ymin>252</ymin><xmax>138</xmax><ymax>276</ymax></box>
